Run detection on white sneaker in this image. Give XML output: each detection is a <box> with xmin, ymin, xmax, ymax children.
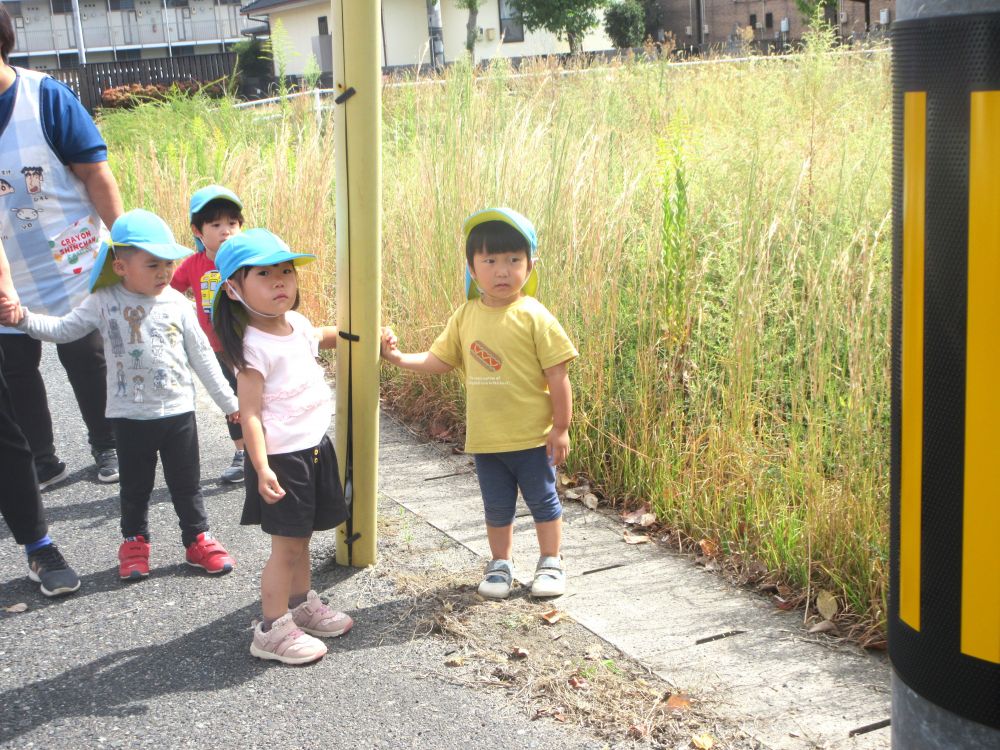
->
<box><xmin>530</xmin><ymin>556</ymin><xmax>565</xmax><ymax>598</ymax></box>
<box><xmin>477</xmin><ymin>559</ymin><xmax>514</xmax><ymax>599</ymax></box>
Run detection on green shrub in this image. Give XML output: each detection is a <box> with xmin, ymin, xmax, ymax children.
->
<box><xmin>604</xmin><ymin>1</ymin><xmax>646</xmax><ymax>48</ymax></box>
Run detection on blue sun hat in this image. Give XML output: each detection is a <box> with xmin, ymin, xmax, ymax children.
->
<box><xmin>89</xmin><ymin>209</ymin><xmax>192</xmax><ymax>292</ymax></box>
<box><xmin>189</xmin><ymin>185</ymin><xmax>243</xmax><ymax>252</ymax></box>
<box><xmin>463</xmin><ymin>207</ymin><xmax>540</xmax><ymax>300</ymax></box>
<box><xmin>211</xmin><ymin>228</ymin><xmax>316</xmax><ymax>321</ymax></box>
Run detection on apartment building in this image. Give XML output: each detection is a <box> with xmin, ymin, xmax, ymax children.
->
<box><xmin>659</xmin><ymin>0</ymin><xmax>896</xmax><ymax>49</ymax></box>
<box><xmin>2</xmin><ymin>0</ymin><xmax>255</xmax><ymax>69</ymax></box>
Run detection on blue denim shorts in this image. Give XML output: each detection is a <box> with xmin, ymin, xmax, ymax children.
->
<box><xmin>474</xmin><ymin>446</ymin><xmax>562</xmax><ymax>527</ymax></box>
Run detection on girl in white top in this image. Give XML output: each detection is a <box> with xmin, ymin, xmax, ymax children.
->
<box><xmin>212</xmin><ymin>229</ymin><xmax>351</xmax><ymax>666</ymax></box>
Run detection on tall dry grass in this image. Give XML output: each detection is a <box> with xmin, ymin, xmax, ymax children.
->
<box><xmin>99</xmin><ymin>35</ymin><xmax>892</xmax><ymax>626</ymax></box>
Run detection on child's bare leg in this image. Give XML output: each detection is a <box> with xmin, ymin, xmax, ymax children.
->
<box><xmin>261</xmin><ymin>535</ymin><xmax>309</xmax><ymax>622</ymax></box>
<box><xmin>289</xmin><ymin>535</ymin><xmax>313</xmax><ymax>603</ymax></box>
<box><xmin>486</xmin><ymin>524</ymin><xmax>514</xmax><ymax>560</ymax></box>
<box><xmin>535</xmin><ymin>517</ymin><xmax>562</xmax><ymax>558</ymax></box>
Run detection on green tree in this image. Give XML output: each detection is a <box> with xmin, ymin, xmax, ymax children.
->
<box><xmin>510</xmin><ymin>0</ymin><xmax>609</xmax><ymax>54</ymax></box>
<box><xmin>604</xmin><ymin>1</ymin><xmax>644</xmax><ymax>48</ymax></box>
<box><xmin>456</xmin><ymin>0</ymin><xmax>483</xmax><ymax>59</ymax></box>
<box><xmin>795</xmin><ymin>0</ymin><xmax>835</xmax><ymax>20</ymax></box>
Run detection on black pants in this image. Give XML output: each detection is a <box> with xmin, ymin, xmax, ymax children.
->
<box><xmin>113</xmin><ymin>412</ymin><xmax>208</xmax><ymax>547</ymax></box>
<box><xmin>0</xmin><ymin>346</ymin><xmax>47</xmax><ymax>545</ymax></box>
<box><xmin>0</xmin><ymin>332</ymin><xmax>114</xmax><ymax>473</ymax></box>
<box><xmin>216</xmin><ymin>351</ymin><xmax>242</xmax><ymax>442</ymax></box>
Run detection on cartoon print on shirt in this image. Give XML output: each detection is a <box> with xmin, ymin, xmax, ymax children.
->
<box><xmin>129</xmin><ymin>348</ymin><xmax>143</xmax><ymax>369</ymax></box>
<box><xmin>21</xmin><ymin>167</ymin><xmax>43</xmax><ymax>195</ymax></box>
<box><xmin>122</xmin><ymin>306</ymin><xmax>146</xmax><ymax>344</ymax></box>
<box><xmin>11</xmin><ymin>207</ymin><xmax>41</xmax><ymax>221</ymax></box>
<box><xmin>106</xmin><ymin>318</ymin><xmax>125</xmax><ymax>356</ymax></box>
<box><xmin>115</xmin><ymin>361</ymin><xmax>127</xmax><ymax>397</ymax></box>
<box><xmin>152</xmin><ymin>368</ymin><xmax>170</xmax><ymax>391</ymax></box>
<box><xmin>0</xmin><ymin>179</ymin><xmax>14</xmax><ymax>196</ymax></box>
<box><xmin>470</xmin><ymin>340</ymin><xmax>503</xmax><ymax>372</ymax></box>
<box><xmin>148</xmin><ymin>328</ymin><xmax>165</xmax><ymax>359</ymax></box>
<box><xmin>132</xmin><ymin>375</ymin><xmax>144</xmax><ymax>403</ymax></box>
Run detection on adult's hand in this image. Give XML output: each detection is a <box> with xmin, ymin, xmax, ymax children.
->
<box><xmin>69</xmin><ymin>161</ymin><xmax>124</xmax><ymax>229</ymax></box>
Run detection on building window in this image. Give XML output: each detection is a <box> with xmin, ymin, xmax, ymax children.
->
<box><xmin>50</xmin><ymin>0</ymin><xmax>73</xmax><ymax>14</ymax></box>
<box><xmin>749</xmin><ymin>13</ymin><xmax>757</xmax><ymax>29</ymax></box>
<box><xmin>498</xmin><ymin>0</ymin><xmax>524</xmax><ymax>43</ymax></box>
<box><xmin>164</xmin><ymin>0</ymin><xmax>189</xmax><ymax>7</ymax></box>
<box><xmin>765</xmin><ymin>12</ymin><xmax>773</xmax><ymax>29</ymax></box>
<box><xmin>109</xmin><ymin>0</ymin><xmax>135</xmax><ymax>10</ymax></box>
<box><xmin>57</xmin><ymin>51</ymin><xmax>79</xmax><ymax>68</ymax></box>
<box><xmin>318</xmin><ymin>16</ymin><xmax>328</xmax><ymax>36</ymax></box>
<box><xmin>4</xmin><ymin>2</ymin><xmax>23</xmax><ymax>17</ymax></box>
<box><xmin>115</xmin><ymin>48</ymin><xmax>141</xmax><ymax>60</ymax></box>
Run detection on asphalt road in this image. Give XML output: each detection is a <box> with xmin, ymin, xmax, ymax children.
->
<box><xmin>0</xmin><ymin>343</ymin><xmax>604</xmax><ymax>750</ymax></box>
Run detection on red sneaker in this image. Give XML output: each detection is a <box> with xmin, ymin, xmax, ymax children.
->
<box><xmin>185</xmin><ymin>532</ymin><xmax>235</xmax><ymax>574</ymax></box>
<box><xmin>118</xmin><ymin>536</ymin><xmax>150</xmax><ymax>580</ymax></box>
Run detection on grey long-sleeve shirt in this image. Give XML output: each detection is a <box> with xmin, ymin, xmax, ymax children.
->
<box><xmin>18</xmin><ymin>285</ymin><xmax>238</xmax><ymax>420</ymax></box>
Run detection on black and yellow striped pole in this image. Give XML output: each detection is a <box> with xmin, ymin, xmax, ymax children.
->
<box><xmin>892</xmin><ymin>1</ymin><xmax>1000</xmax><ymax>746</ymax></box>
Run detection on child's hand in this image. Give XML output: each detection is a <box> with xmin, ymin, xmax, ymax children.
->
<box><xmin>0</xmin><ymin>298</ymin><xmax>23</xmax><ymax>326</ymax></box>
<box><xmin>545</xmin><ymin>427</ymin><xmax>570</xmax><ymax>467</ymax></box>
<box><xmin>227</xmin><ymin>410</ymin><xmax>240</xmax><ymax>424</ymax></box>
<box><xmin>258</xmin><ymin>466</ymin><xmax>286</xmax><ymax>504</ymax></box>
<box><xmin>380</xmin><ymin>326</ymin><xmax>400</xmax><ymax>362</ymax></box>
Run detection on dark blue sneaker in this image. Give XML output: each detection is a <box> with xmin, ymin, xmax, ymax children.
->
<box><xmin>93</xmin><ymin>449</ymin><xmax>119</xmax><ymax>483</ymax></box>
<box><xmin>27</xmin><ymin>543</ymin><xmax>81</xmax><ymax>597</ymax></box>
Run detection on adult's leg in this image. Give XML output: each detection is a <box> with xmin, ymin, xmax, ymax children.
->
<box><xmin>0</xmin><ymin>334</ymin><xmax>59</xmax><ymax>472</ymax></box>
<box><xmin>56</xmin><ymin>330</ymin><xmax>114</xmax><ymax>453</ymax></box>
<box><xmin>159</xmin><ymin>412</ymin><xmax>209</xmax><ymax>547</ymax></box>
<box><xmin>113</xmin><ymin>418</ymin><xmax>159</xmax><ymax>541</ymax></box>
<box><xmin>0</xmin><ymin>345</ymin><xmax>47</xmax><ymax>545</ymax></box>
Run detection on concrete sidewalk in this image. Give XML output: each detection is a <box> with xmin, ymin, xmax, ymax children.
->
<box><xmin>378</xmin><ymin>414</ymin><xmax>891</xmax><ymax>750</ymax></box>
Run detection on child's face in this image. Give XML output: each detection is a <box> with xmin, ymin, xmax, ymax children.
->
<box><xmin>193</xmin><ymin>216</ymin><xmax>242</xmax><ymax>259</ymax></box>
<box><xmin>227</xmin><ymin>261</ymin><xmax>298</xmax><ymax>320</ymax></box>
<box><xmin>469</xmin><ymin>248</ymin><xmax>531</xmax><ymax>307</ymax></box>
<box><xmin>113</xmin><ymin>249</ymin><xmax>176</xmax><ymax>296</ymax></box>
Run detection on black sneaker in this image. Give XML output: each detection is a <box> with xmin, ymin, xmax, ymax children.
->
<box><xmin>93</xmin><ymin>449</ymin><xmax>119</xmax><ymax>483</ymax></box>
<box><xmin>37</xmin><ymin>461</ymin><xmax>69</xmax><ymax>491</ymax></box>
<box><xmin>27</xmin><ymin>543</ymin><xmax>81</xmax><ymax>597</ymax></box>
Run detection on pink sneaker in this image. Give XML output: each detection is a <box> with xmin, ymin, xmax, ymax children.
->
<box><xmin>291</xmin><ymin>590</ymin><xmax>354</xmax><ymax>638</ymax></box>
<box><xmin>250</xmin><ymin>612</ymin><xmax>327</xmax><ymax>665</ymax></box>
<box><xmin>185</xmin><ymin>532</ymin><xmax>235</xmax><ymax>574</ymax></box>
<box><xmin>118</xmin><ymin>536</ymin><xmax>150</xmax><ymax>580</ymax></box>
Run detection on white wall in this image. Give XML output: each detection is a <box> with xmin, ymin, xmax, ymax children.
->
<box><xmin>268</xmin><ymin>3</ymin><xmax>328</xmax><ymax>76</ymax></box>
<box><xmin>382</xmin><ymin>0</ymin><xmax>432</xmax><ymax>68</ymax></box>
<box><xmin>439</xmin><ymin>0</ymin><xmax>612</xmax><ymax>63</ymax></box>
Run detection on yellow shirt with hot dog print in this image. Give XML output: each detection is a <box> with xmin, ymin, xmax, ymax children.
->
<box><xmin>430</xmin><ymin>296</ymin><xmax>578</xmax><ymax>454</ymax></box>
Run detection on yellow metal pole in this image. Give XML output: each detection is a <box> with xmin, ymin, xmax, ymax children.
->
<box><xmin>332</xmin><ymin>0</ymin><xmax>381</xmax><ymax>567</ymax></box>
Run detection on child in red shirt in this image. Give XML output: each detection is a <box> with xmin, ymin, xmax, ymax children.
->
<box><xmin>170</xmin><ymin>185</ymin><xmax>246</xmax><ymax>482</ymax></box>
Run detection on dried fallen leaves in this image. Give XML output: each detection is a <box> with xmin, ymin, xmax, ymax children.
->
<box><xmin>3</xmin><ymin>602</ymin><xmax>27</xmax><ymax>614</ymax></box>
<box><xmin>691</xmin><ymin>732</ymin><xmax>716</xmax><ymax>749</ymax></box>
<box><xmin>541</xmin><ymin>608</ymin><xmax>564</xmax><ymax>625</ymax></box>
<box><xmin>816</xmin><ymin>590</ymin><xmax>838</xmax><ymax>621</ymax></box>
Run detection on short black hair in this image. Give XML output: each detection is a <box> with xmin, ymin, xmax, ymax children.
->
<box><xmin>465</xmin><ymin>220</ymin><xmax>530</xmax><ymax>267</ymax></box>
<box><xmin>191</xmin><ymin>198</ymin><xmax>244</xmax><ymax>230</ymax></box>
<box><xmin>0</xmin><ymin>7</ymin><xmax>13</xmax><ymax>65</ymax></box>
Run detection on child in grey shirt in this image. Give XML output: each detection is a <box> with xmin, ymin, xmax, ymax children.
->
<box><xmin>0</xmin><ymin>209</ymin><xmax>239</xmax><ymax>581</ymax></box>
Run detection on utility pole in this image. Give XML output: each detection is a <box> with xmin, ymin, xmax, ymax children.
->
<box><xmin>70</xmin><ymin>0</ymin><xmax>86</xmax><ymax>64</ymax></box>
<box><xmin>891</xmin><ymin>1</ymin><xmax>1000</xmax><ymax>747</ymax></box>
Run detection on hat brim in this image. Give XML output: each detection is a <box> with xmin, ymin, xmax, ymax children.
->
<box><xmin>89</xmin><ymin>241</ymin><xmax>193</xmax><ymax>292</ymax></box>
<box><xmin>465</xmin><ymin>266</ymin><xmax>539</xmax><ymax>301</ymax></box>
